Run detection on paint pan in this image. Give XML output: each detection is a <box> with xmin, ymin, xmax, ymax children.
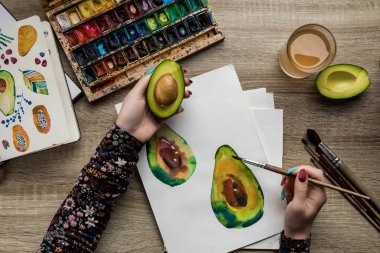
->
<box><xmin>165</xmin><ymin>5</ymin><xmax>181</xmax><ymax>22</ymax></box>
<box><xmin>176</xmin><ymin>0</ymin><xmax>191</xmax><ymax>17</ymax></box>
<box><xmin>84</xmin><ymin>43</ymin><xmax>99</xmax><ymax>61</ymax></box>
<box><xmin>136</xmin><ymin>20</ymin><xmax>151</xmax><ymax>36</ymax></box>
<box><xmin>73</xmin><ymin>48</ymin><xmax>89</xmax><ymax>66</ymax></box>
<box><xmin>115</xmin><ymin>51</ymin><xmax>129</xmax><ymax>66</ymax></box>
<box><xmin>67</xmin><ymin>7</ymin><xmax>82</xmax><ymax>25</ymax></box>
<box><xmin>78</xmin><ymin>1</ymin><xmax>95</xmax><ymax>19</ymax></box>
<box><xmin>186</xmin><ymin>16</ymin><xmax>201</xmax><ymax>34</ymax></box>
<box><xmin>96</xmin><ymin>15</ymin><xmax>111</xmax><ymax>33</ymax></box>
<box><xmin>145</xmin><ymin>16</ymin><xmax>160</xmax><ymax>32</ymax></box>
<box><xmin>156</xmin><ymin>11</ymin><xmax>171</xmax><ymax>26</ymax></box>
<box><xmin>83</xmin><ymin>21</ymin><xmax>101</xmax><ymax>39</ymax></box>
<box><xmin>125</xmin><ymin>25</ymin><xmax>140</xmax><ymax>41</ymax></box>
<box><xmin>134</xmin><ymin>41</ymin><xmax>149</xmax><ymax>58</ymax></box>
<box><xmin>115</xmin><ymin>7</ymin><xmax>130</xmax><ymax>23</ymax></box>
<box><xmin>75</xmin><ymin>26</ymin><xmax>90</xmax><ymax>44</ymax></box>
<box><xmin>107</xmin><ymin>12</ymin><xmax>120</xmax><ymax>28</ymax></box>
<box><xmin>64</xmin><ymin>31</ymin><xmax>79</xmax><ymax>47</ymax></box>
<box><xmin>164</xmin><ymin>27</ymin><xmax>179</xmax><ymax>45</ymax></box>
<box><xmin>106</xmin><ymin>33</ymin><xmax>121</xmax><ymax>51</ymax></box>
<box><xmin>93</xmin><ymin>62</ymin><xmax>107</xmax><ymax>77</ymax></box>
<box><xmin>101</xmin><ymin>0</ymin><xmax>116</xmax><ymax>9</ymax></box>
<box><xmin>153</xmin><ymin>32</ymin><xmax>169</xmax><ymax>49</ymax></box>
<box><xmin>126</xmin><ymin>1</ymin><xmax>141</xmax><ymax>18</ymax></box>
<box><xmin>102</xmin><ymin>56</ymin><xmax>118</xmax><ymax>74</ymax></box>
<box><xmin>116</xmin><ymin>29</ymin><xmax>130</xmax><ymax>46</ymax></box>
<box><xmin>186</xmin><ymin>0</ymin><xmax>203</xmax><ymax>11</ymax></box>
<box><xmin>89</xmin><ymin>0</ymin><xmax>105</xmax><ymax>14</ymax></box>
<box><xmin>145</xmin><ymin>37</ymin><xmax>158</xmax><ymax>53</ymax></box>
<box><xmin>56</xmin><ymin>12</ymin><xmax>72</xmax><ymax>30</ymax></box>
<box><xmin>152</xmin><ymin>0</ymin><xmax>164</xmax><ymax>6</ymax></box>
<box><xmin>196</xmin><ymin>12</ymin><xmax>212</xmax><ymax>28</ymax></box>
<box><xmin>83</xmin><ymin>67</ymin><xmax>98</xmax><ymax>83</ymax></box>
<box><xmin>95</xmin><ymin>39</ymin><xmax>109</xmax><ymax>56</ymax></box>
<box><xmin>175</xmin><ymin>22</ymin><xmax>190</xmax><ymax>40</ymax></box>
<box><xmin>136</xmin><ymin>0</ymin><xmax>153</xmax><ymax>13</ymax></box>
<box><xmin>124</xmin><ymin>47</ymin><xmax>139</xmax><ymax>62</ymax></box>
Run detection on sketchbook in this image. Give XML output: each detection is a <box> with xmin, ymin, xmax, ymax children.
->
<box><xmin>0</xmin><ymin>16</ymin><xmax>80</xmax><ymax>162</ymax></box>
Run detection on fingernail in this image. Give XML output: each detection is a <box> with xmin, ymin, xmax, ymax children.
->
<box><xmin>189</xmin><ymin>79</ymin><xmax>193</xmax><ymax>84</ymax></box>
<box><xmin>280</xmin><ymin>177</ymin><xmax>286</xmax><ymax>186</ymax></box>
<box><xmin>299</xmin><ymin>169</ymin><xmax>307</xmax><ymax>183</ymax></box>
<box><xmin>281</xmin><ymin>189</ymin><xmax>285</xmax><ymax>200</ymax></box>
<box><xmin>189</xmin><ymin>90</ymin><xmax>192</xmax><ymax>95</ymax></box>
<box><xmin>145</xmin><ymin>66</ymin><xmax>156</xmax><ymax>75</ymax></box>
<box><xmin>287</xmin><ymin>167</ymin><xmax>297</xmax><ymax>175</ymax></box>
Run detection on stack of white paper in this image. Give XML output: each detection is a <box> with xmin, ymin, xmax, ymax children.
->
<box><xmin>115</xmin><ymin>65</ymin><xmax>284</xmax><ymax>252</ymax></box>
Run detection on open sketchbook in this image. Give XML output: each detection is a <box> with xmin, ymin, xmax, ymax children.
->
<box><xmin>0</xmin><ymin>16</ymin><xmax>80</xmax><ymax>162</ymax></box>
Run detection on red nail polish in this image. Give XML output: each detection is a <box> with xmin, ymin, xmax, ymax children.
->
<box><xmin>299</xmin><ymin>169</ymin><xmax>307</xmax><ymax>182</ymax></box>
<box><xmin>280</xmin><ymin>177</ymin><xmax>286</xmax><ymax>186</ymax></box>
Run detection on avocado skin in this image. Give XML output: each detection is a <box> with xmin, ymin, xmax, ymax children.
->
<box><xmin>146</xmin><ymin>60</ymin><xmax>185</xmax><ymax>118</ymax></box>
<box><xmin>211</xmin><ymin>145</ymin><xmax>264</xmax><ymax>229</ymax></box>
<box><xmin>316</xmin><ymin>64</ymin><xmax>371</xmax><ymax>99</ymax></box>
<box><xmin>0</xmin><ymin>70</ymin><xmax>16</xmax><ymax>116</ymax></box>
<box><xmin>147</xmin><ymin>125</ymin><xmax>196</xmax><ymax>187</ymax></box>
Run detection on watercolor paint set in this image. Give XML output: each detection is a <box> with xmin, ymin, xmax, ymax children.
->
<box><xmin>40</xmin><ymin>0</ymin><xmax>224</xmax><ymax>101</ymax></box>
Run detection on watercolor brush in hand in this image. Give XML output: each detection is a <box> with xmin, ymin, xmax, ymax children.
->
<box><xmin>231</xmin><ymin>156</ymin><xmax>370</xmax><ymax>200</ymax></box>
<box><xmin>307</xmin><ymin>129</ymin><xmax>380</xmax><ymax>212</ymax></box>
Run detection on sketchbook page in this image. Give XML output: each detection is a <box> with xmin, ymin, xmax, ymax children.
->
<box><xmin>137</xmin><ymin>65</ymin><xmax>284</xmax><ymax>253</ymax></box>
<box><xmin>0</xmin><ymin>16</ymin><xmax>70</xmax><ymax>161</ymax></box>
<box><xmin>42</xmin><ymin>21</ymin><xmax>80</xmax><ymax>142</ymax></box>
<box><xmin>0</xmin><ymin>3</ymin><xmax>82</xmax><ymax>101</ymax></box>
<box><xmin>244</xmin><ymin>88</ymin><xmax>269</xmax><ymax>109</ymax></box>
<box><xmin>267</xmin><ymin>92</ymin><xmax>275</xmax><ymax>109</ymax></box>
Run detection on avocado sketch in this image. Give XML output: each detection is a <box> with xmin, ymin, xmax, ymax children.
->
<box><xmin>211</xmin><ymin>145</ymin><xmax>264</xmax><ymax>229</ymax></box>
<box><xmin>146</xmin><ymin>124</ymin><xmax>196</xmax><ymax>187</ymax></box>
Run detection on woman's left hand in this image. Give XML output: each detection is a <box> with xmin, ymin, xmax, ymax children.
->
<box><xmin>116</xmin><ymin>73</ymin><xmax>192</xmax><ymax>143</ymax></box>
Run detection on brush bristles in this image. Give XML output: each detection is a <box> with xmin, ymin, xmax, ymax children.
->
<box><xmin>307</xmin><ymin>129</ymin><xmax>321</xmax><ymax>145</ymax></box>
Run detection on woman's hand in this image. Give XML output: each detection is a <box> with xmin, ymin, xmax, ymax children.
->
<box><xmin>116</xmin><ymin>73</ymin><xmax>192</xmax><ymax>143</ymax></box>
<box><xmin>281</xmin><ymin>165</ymin><xmax>327</xmax><ymax>239</ymax></box>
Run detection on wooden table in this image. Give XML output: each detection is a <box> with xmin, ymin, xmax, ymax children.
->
<box><xmin>1</xmin><ymin>0</ymin><xmax>379</xmax><ymax>252</ymax></box>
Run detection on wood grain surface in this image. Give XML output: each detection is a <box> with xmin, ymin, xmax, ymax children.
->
<box><xmin>1</xmin><ymin>0</ymin><xmax>379</xmax><ymax>252</ymax></box>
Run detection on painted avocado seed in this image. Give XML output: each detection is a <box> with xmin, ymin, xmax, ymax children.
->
<box><xmin>154</xmin><ymin>73</ymin><xmax>178</xmax><ymax>107</ymax></box>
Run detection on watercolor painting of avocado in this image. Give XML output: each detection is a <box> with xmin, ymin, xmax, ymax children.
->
<box><xmin>211</xmin><ymin>145</ymin><xmax>264</xmax><ymax>229</ymax></box>
<box><xmin>147</xmin><ymin>125</ymin><xmax>196</xmax><ymax>187</ymax></box>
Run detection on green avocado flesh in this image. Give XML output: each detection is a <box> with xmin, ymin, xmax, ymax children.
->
<box><xmin>147</xmin><ymin>60</ymin><xmax>185</xmax><ymax>118</ymax></box>
<box><xmin>147</xmin><ymin>125</ymin><xmax>196</xmax><ymax>187</ymax></box>
<box><xmin>316</xmin><ymin>64</ymin><xmax>371</xmax><ymax>99</ymax></box>
<box><xmin>211</xmin><ymin>145</ymin><xmax>264</xmax><ymax>229</ymax></box>
<box><xmin>0</xmin><ymin>70</ymin><xmax>16</xmax><ymax>116</ymax></box>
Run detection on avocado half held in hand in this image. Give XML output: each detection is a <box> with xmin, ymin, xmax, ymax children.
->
<box><xmin>147</xmin><ymin>60</ymin><xmax>185</xmax><ymax>118</ymax></box>
<box><xmin>316</xmin><ymin>64</ymin><xmax>371</xmax><ymax>99</ymax></box>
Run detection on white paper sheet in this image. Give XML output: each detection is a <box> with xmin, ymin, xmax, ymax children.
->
<box><xmin>0</xmin><ymin>3</ymin><xmax>82</xmax><ymax>101</ymax></box>
<box><xmin>134</xmin><ymin>65</ymin><xmax>284</xmax><ymax>253</ymax></box>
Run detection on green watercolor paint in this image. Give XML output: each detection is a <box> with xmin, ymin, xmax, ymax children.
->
<box><xmin>146</xmin><ymin>16</ymin><xmax>160</xmax><ymax>31</ymax></box>
<box><xmin>186</xmin><ymin>0</ymin><xmax>203</xmax><ymax>11</ymax></box>
<box><xmin>165</xmin><ymin>5</ymin><xmax>181</xmax><ymax>22</ymax></box>
<box><xmin>176</xmin><ymin>0</ymin><xmax>191</xmax><ymax>16</ymax></box>
<box><xmin>156</xmin><ymin>11</ymin><xmax>171</xmax><ymax>26</ymax></box>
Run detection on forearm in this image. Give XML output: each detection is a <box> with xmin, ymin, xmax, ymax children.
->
<box><xmin>279</xmin><ymin>231</ymin><xmax>311</xmax><ymax>253</ymax></box>
<box><xmin>37</xmin><ymin>124</ymin><xmax>143</xmax><ymax>253</ymax></box>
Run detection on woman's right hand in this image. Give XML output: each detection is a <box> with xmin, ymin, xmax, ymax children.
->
<box><xmin>281</xmin><ymin>165</ymin><xmax>327</xmax><ymax>239</ymax></box>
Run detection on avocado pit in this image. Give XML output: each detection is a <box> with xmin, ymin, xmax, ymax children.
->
<box><xmin>222</xmin><ymin>174</ymin><xmax>248</xmax><ymax>208</ymax></box>
<box><xmin>0</xmin><ymin>78</ymin><xmax>6</xmax><ymax>93</ymax></box>
<box><xmin>157</xmin><ymin>136</ymin><xmax>187</xmax><ymax>177</ymax></box>
<box><xmin>154</xmin><ymin>73</ymin><xmax>178</xmax><ymax>107</ymax></box>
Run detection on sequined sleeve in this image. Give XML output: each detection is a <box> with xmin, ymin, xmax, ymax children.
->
<box><xmin>279</xmin><ymin>231</ymin><xmax>311</xmax><ymax>253</ymax></box>
<box><xmin>37</xmin><ymin>124</ymin><xmax>143</xmax><ymax>253</ymax></box>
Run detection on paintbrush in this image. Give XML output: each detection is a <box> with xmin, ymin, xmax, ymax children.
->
<box><xmin>303</xmin><ymin>139</ymin><xmax>380</xmax><ymax>231</ymax></box>
<box><xmin>231</xmin><ymin>156</ymin><xmax>370</xmax><ymax>200</ymax></box>
<box><xmin>307</xmin><ymin>129</ymin><xmax>380</xmax><ymax>212</ymax></box>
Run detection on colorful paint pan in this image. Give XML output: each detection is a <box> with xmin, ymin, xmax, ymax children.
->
<box><xmin>165</xmin><ymin>5</ymin><xmax>181</xmax><ymax>22</ymax></box>
<box><xmin>134</xmin><ymin>41</ymin><xmax>149</xmax><ymax>58</ymax></box>
<box><xmin>89</xmin><ymin>0</ymin><xmax>105</xmax><ymax>14</ymax></box>
<box><xmin>126</xmin><ymin>1</ymin><xmax>141</xmax><ymax>18</ymax></box>
<box><xmin>145</xmin><ymin>16</ymin><xmax>160</xmax><ymax>32</ymax></box>
<box><xmin>95</xmin><ymin>39</ymin><xmax>109</xmax><ymax>56</ymax></box>
<box><xmin>56</xmin><ymin>12</ymin><xmax>72</xmax><ymax>30</ymax></box>
<box><xmin>176</xmin><ymin>0</ymin><xmax>191</xmax><ymax>17</ymax></box>
<box><xmin>136</xmin><ymin>20</ymin><xmax>151</xmax><ymax>36</ymax></box>
<box><xmin>102</xmin><ymin>56</ymin><xmax>118</xmax><ymax>74</ymax></box>
<box><xmin>101</xmin><ymin>0</ymin><xmax>116</xmax><ymax>8</ymax></box>
<box><xmin>96</xmin><ymin>15</ymin><xmax>111</xmax><ymax>33</ymax></box>
<box><xmin>175</xmin><ymin>22</ymin><xmax>190</xmax><ymax>40</ymax></box>
<box><xmin>67</xmin><ymin>7</ymin><xmax>82</xmax><ymax>25</ymax></box>
<box><xmin>152</xmin><ymin>0</ymin><xmax>164</xmax><ymax>6</ymax></box>
<box><xmin>125</xmin><ymin>25</ymin><xmax>140</xmax><ymax>41</ymax></box>
<box><xmin>107</xmin><ymin>12</ymin><xmax>120</xmax><ymax>28</ymax></box>
<box><xmin>73</xmin><ymin>48</ymin><xmax>89</xmax><ymax>66</ymax></box>
<box><xmin>145</xmin><ymin>37</ymin><xmax>158</xmax><ymax>53</ymax></box>
<box><xmin>156</xmin><ymin>11</ymin><xmax>171</xmax><ymax>26</ymax></box>
<box><xmin>83</xmin><ymin>21</ymin><xmax>101</xmax><ymax>39</ymax></box>
<box><xmin>186</xmin><ymin>0</ymin><xmax>203</xmax><ymax>11</ymax></box>
<box><xmin>78</xmin><ymin>1</ymin><xmax>95</xmax><ymax>19</ymax></box>
<box><xmin>116</xmin><ymin>29</ymin><xmax>130</xmax><ymax>45</ymax></box>
<box><xmin>153</xmin><ymin>32</ymin><xmax>169</xmax><ymax>49</ymax></box>
<box><xmin>93</xmin><ymin>62</ymin><xmax>107</xmax><ymax>77</ymax></box>
<box><xmin>74</xmin><ymin>26</ymin><xmax>90</xmax><ymax>44</ymax></box>
<box><xmin>196</xmin><ymin>12</ymin><xmax>212</xmax><ymax>28</ymax></box>
<box><xmin>84</xmin><ymin>43</ymin><xmax>99</xmax><ymax>61</ymax></box>
<box><xmin>106</xmin><ymin>33</ymin><xmax>121</xmax><ymax>51</ymax></box>
<box><xmin>164</xmin><ymin>27</ymin><xmax>179</xmax><ymax>45</ymax></box>
<box><xmin>136</xmin><ymin>0</ymin><xmax>153</xmax><ymax>13</ymax></box>
<box><xmin>115</xmin><ymin>51</ymin><xmax>129</xmax><ymax>66</ymax></box>
<box><xmin>124</xmin><ymin>47</ymin><xmax>138</xmax><ymax>62</ymax></box>
<box><xmin>186</xmin><ymin>17</ymin><xmax>201</xmax><ymax>33</ymax></box>
<box><xmin>115</xmin><ymin>7</ymin><xmax>130</xmax><ymax>23</ymax></box>
<box><xmin>83</xmin><ymin>67</ymin><xmax>97</xmax><ymax>83</ymax></box>
<box><xmin>64</xmin><ymin>31</ymin><xmax>79</xmax><ymax>47</ymax></box>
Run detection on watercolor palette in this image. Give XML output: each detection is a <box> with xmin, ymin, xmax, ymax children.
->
<box><xmin>40</xmin><ymin>0</ymin><xmax>224</xmax><ymax>102</ymax></box>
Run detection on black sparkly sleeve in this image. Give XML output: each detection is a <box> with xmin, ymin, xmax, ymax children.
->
<box><xmin>279</xmin><ymin>230</ymin><xmax>311</xmax><ymax>253</ymax></box>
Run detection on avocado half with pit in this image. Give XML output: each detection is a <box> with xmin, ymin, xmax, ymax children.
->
<box><xmin>316</xmin><ymin>64</ymin><xmax>371</xmax><ymax>99</ymax></box>
<box><xmin>147</xmin><ymin>60</ymin><xmax>185</xmax><ymax>118</ymax></box>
